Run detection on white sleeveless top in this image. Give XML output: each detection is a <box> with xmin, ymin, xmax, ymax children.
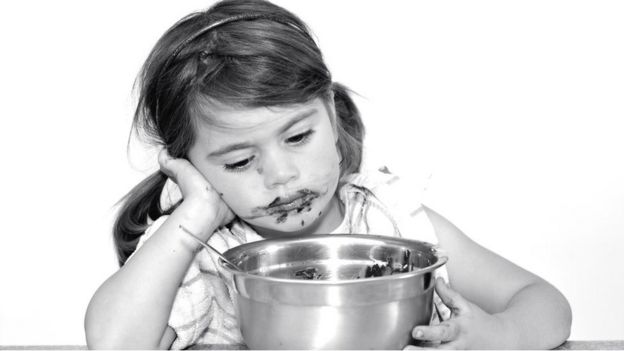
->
<box><xmin>131</xmin><ymin>167</ymin><xmax>451</xmax><ymax>349</ymax></box>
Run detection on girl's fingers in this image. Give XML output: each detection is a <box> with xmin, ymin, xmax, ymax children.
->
<box><xmin>157</xmin><ymin>148</ymin><xmax>216</xmax><ymax>197</ymax></box>
<box><xmin>434</xmin><ymin>278</ymin><xmax>470</xmax><ymax>316</ymax></box>
<box><xmin>158</xmin><ymin>148</ymin><xmax>198</xmax><ymax>184</ymax></box>
<box><xmin>412</xmin><ymin>322</ymin><xmax>460</xmax><ymax>343</ymax></box>
<box><xmin>158</xmin><ymin>148</ymin><xmax>178</xmax><ymax>180</ymax></box>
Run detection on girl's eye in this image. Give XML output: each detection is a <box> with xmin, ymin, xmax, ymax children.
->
<box><xmin>286</xmin><ymin>130</ymin><xmax>315</xmax><ymax>145</ymax></box>
<box><xmin>224</xmin><ymin>156</ymin><xmax>255</xmax><ymax>172</ymax></box>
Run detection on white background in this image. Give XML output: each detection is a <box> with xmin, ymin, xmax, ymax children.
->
<box><xmin>1</xmin><ymin>0</ymin><xmax>623</xmax><ymax>345</ymax></box>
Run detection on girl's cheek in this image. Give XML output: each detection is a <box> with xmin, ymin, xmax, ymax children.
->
<box><xmin>310</xmin><ymin>140</ymin><xmax>340</xmax><ymax>170</ymax></box>
<box><xmin>210</xmin><ymin>175</ymin><xmax>249</xmax><ymax>206</ymax></box>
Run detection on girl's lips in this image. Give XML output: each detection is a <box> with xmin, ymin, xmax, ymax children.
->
<box><xmin>265</xmin><ymin>192</ymin><xmax>317</xmax><ymax>214</ymax></box>
<box><xmin>267</xmin><ymin>189</ymin><xmax>314</xmax><ymax>208</ymax></box>
<box><xmin>246</xmin><ymin>189</ymin><xmax>320</xmax><ymax>219</ymax></box>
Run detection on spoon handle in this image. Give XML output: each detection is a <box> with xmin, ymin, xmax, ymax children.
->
<box><xmin>178</xmin><ymin>225</ymin><xmax>242</xmax><ymax>271</ymax></box>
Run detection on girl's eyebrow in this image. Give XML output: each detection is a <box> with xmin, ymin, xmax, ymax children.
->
<box><xmin>207</xmin><ymin>108</ymin><xmax>317</xmax><ymax>158</ymax></box>
<box><xmin>277</xmin><ymin>108</ymin><xmax>317</xmax><ymax>134</ymax></box>
<box><xmin>208</xmin><ymin>141</ymin><xmax>254</xmax><ymax>158</ymax></box>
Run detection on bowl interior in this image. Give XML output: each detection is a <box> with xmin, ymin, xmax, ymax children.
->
<box><xmin>223</xmin><ymin>234</ymin><xmax>443</xmax><ymax>281</ymax></box>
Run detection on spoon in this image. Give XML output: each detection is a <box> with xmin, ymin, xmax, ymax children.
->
<box><xmin>178</xmin><ymin>225</ymin><xmax>243</xmax><ymax>272</ymax></box>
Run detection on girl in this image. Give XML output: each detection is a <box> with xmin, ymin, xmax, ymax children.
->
<box><xmin>85</xmin><ymin>0</ymin><xmax>572</xmax><ymax>349</ymax></box>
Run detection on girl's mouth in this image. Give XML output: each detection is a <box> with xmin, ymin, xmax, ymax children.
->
<box><xmin>248</xmin><ymin>189</ymin><xmax>320</xmax><ymax>223</ymax></box>
<box><xmin>265</xmin><ymin>189</ymin><xmax>317</xmax><ymax>213</ymax></box>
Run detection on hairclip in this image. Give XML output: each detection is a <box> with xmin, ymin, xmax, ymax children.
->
<box><xmin>169</xmin><ymin>13</ymin><xmax>304</xmax><ymax>61</ymax></box>
<box><xmin>155</xmin><ymin>13</ymin><xmax>307</xmax><ymax>118</ymax></box>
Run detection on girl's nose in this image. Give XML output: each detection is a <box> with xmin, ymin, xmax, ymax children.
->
<box><xmin>262</xmin><ymin>153</ymin><xmax>299</xmax><ymax>189</ymax></box>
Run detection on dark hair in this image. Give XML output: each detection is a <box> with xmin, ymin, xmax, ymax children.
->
<box><xmin>113</xmin><ymin>0</ymin><xmax>365</xmax><ymax>266</ymax></box>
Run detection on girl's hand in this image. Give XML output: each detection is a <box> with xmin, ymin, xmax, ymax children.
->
<box><xmin>405</xmin><ymin>278</ymin><xmax>514</xmax><ymax>350</ymax></box>
<box><xmin>158</xmin><ymin>148</ymin><xmax>235</xmax><ymax>236</ymax></box>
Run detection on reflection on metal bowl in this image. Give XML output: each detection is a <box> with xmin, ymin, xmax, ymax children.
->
<box><xmin>221</xmin><ymin>234</ymin><xmax>447</xmax><ymax>350</ymax></box>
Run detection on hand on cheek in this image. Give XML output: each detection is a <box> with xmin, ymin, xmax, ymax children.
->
<box><xmin>158</xmin><ymin>148</ymin><xmax>235</xmax><ymax>229</ymax></box>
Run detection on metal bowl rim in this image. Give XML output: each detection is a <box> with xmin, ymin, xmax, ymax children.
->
<box><xmin>220</xmin><ymin>234</ymin><xmax>448</xmax><ymax>285</ymax></box>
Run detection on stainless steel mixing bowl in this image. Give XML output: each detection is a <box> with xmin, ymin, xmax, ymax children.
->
<box><xmin>221</xmin><ymin>234</ymin><xmax>447</xmax><ymax>350</ymax></box>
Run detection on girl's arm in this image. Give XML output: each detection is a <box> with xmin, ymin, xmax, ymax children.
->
<box><xmin>85</xmin><ymin>150</ymin><xmax>234</xmax><ymax>349</ymax></box>
<box><xmin>417</xmin><ymin>206</ymin><xmax>572</xmax><ymax>349</ymax></box>
<box><xmin>85</xmin><ymin>199</ymin><xmax>217</xmax><ymax>349</ymax></box>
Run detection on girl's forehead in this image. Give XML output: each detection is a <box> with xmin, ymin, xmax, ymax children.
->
<box><xmin>193</xmin><ymin>97</ymin><xmax>327</xmax><ymax>131</ymax></box>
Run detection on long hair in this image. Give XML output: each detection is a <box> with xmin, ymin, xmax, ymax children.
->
<box><xmin>114</xmin><ymin>0</ymin><xmax>365</xmax><ymax>266</ymax></box>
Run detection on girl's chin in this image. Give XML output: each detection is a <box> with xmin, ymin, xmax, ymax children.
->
<box><xmin>249</xmin><ymin>216</ymin><xmax>314</xmax><ymax>236</ymax></box>
<box><xmin>248</xmin><ymin>213</ymin><xmax>321</xmax><ymax>238</ymax></box>
<box><xmin>246</xmin><ymin>196</ymin><xmax>342</xmax><ymax>238</ymax></box>
<box><xmin>242</xmin><ymin>182</ymin><xmax>341</xmax><ymax>237</ymax></box>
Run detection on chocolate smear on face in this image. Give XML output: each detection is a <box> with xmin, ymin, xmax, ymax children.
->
<box><xmin>256</xmin><ymin>189</ymin><xmax>320</xmax><ymax>223</ymax></box>
<box><xmin>268</xmin><ymin>196</ymin><xmax>282</xmax><ymax>207</ymax></box>
<box><xmin>276</xmin><ymin>212</ymin><xmax>288</xmax><ymax>223</ymax></box>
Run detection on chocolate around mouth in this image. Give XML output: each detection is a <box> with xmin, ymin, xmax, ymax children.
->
<box><xmin>244</xmin><ymin>189</ymin><xmax>322</xmax><ymax>223</ymax></box>
<box><xmin>266</xmin><ymin>189</ymin><xmax>314</xmax><ymax>208</ymax></box>
<box><xmin>260</xmin><ymin>189</ymin><xmax>319</xmax><ymax>223</ymax></box>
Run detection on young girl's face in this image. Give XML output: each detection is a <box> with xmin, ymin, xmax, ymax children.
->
<box><xmin>187</xmin><ymin>97</ymin><xmax>343</xmax><ymax>237</ymax></box>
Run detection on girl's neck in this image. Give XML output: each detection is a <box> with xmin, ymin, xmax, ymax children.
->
<box><xmin>251</xmin><ymin>193</ymin><xmax>345</xmax><ymax>239</ymax></box>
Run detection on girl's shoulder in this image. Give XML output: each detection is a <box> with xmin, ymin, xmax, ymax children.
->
<box><xmin>341</xmin><ymin>165</ymin><xmax>429</xmax><ymax>211</ymax></box>
<box><xmin>340</xmin><ymin>166</ymin><xmax>437</xmax><ymax>244</ymax></box>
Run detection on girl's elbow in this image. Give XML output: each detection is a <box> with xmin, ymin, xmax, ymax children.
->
<box><xmin>549</xmin><ymin>288</ymin><xmax>573</xmax><ymax>348</ymax></box>
<box><xmin>84</xmin><ymin>300</ymin><xmax>116</xmax><ymax>349</ymax></box>
<box><xmin>84</xmin><ymin>318</ymin><xmax>112</xmax><ymax>349</ymax></box>
<box><xmin>85</xmin><ymin>325</ymin><xmax>161</xmax><ymax>350</ymax></box>
<box><xmin>84</xmin><ymin>302</ymin><xmax>167</xmax><ymax>350</ymax></box>
<box><xmin>85</xmin><ymin>331</ymin><xmax>116</xmax><ymax>350</ymax></box>
<box><xmin>551</xmin><ymin>307</ymin><xmax>572</xmax><ymax>349</ymax></box>
<box><xmin>83</xmin><ymin>296</ymin><xmax>142</xmax><ymax>349</ymax></box>
<box><xmin>85</xmin><ymin>333</ymin><xmax>148</xmax><ymax>350</ymax></box>
<box><xmin>560</xmin><ymin>295</ymin><xmax>573</xmax><ymax>341</ymax></box>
